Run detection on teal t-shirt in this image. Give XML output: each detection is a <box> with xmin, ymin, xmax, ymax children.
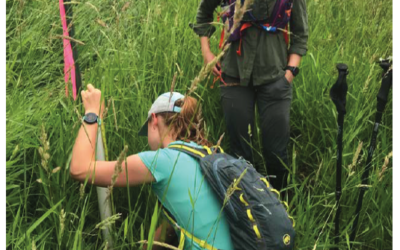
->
<box><xmin>138</xmin><ymin>141</ymin><xmax>234</xmax><ymax>250</ymax></box>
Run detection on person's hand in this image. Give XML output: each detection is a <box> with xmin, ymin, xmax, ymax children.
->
<box><xmin>285</xmin><ymin>70</ymin><xmax>294</xmax><ymax>84</ymax></box>
<box><xmin>203</xmin><ymin>51</ymin><xmax>220</xmax><ymax>77</ymax></box>
<box><xmin>81</xmin><ymin>84</ymin><xmax>104</xmax><ymax>117</ymax></box>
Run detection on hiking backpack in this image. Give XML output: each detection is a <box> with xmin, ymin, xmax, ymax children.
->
<box><xmin>219</xmin><ymin>0</ymin><xmax>294</xmax><ymax>53</ymax></box>
<box><xmin>168</xmin><ymin>144</ymin><xmax>295</xmax><ymax>250</ymax></box>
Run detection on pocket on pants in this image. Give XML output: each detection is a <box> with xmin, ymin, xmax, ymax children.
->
<box><xmin>272</xmin><ymin>76</ymin><xmax>293</xmax><ymax>100</ymax></box>
<box><xmin>257</xmin><ymin>76</ymin><xmax>292</xmax><ymax>101</ymax></box>
<box><xmin>282</xmin><ymin>75</ymin><xmax>291</xmax><ymax>86</ymax></box>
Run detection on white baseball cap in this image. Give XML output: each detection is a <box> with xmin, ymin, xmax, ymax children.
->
<box><xmin>138</xmin><ymin>92</ymin><xmax>185</xmax><ymax>136</ymax></box>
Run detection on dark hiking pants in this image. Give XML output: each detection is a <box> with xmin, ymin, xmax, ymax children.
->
<box><xmin>220</xmin><ymin>74</ymin><xmax>292</xmax><ymax>190</ymax></box>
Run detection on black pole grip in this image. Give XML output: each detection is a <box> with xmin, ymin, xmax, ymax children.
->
<box><xmin>330</xmin><ymin>64</ymin><xmax>349</xmax><ymax>115</ymax></box>
<box><xmin>377</xmin><ymin>60</ymin><xmax>392</xmax><ymax>113</ymax></box>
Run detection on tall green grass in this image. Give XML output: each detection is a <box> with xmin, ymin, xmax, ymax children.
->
<box><xmin>6</xmin><ymin>0</ymin><xmax>392</xmax><ymax>249</ymax></box>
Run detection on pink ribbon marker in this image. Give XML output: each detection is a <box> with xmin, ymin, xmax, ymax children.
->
<box><xmin>59</xmin><ymin>0</ymin><xmax>77</xmax><ymax>100</ymax></box>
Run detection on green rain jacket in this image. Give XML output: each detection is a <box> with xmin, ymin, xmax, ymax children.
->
<box><xmin>193</xmin><ymin>0</ymin><xmax>309</xmax><ymax>86</ymax></box>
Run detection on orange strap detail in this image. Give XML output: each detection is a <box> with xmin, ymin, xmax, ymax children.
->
<box><xmin>236</xmin><ymin>23</ymin><xmax>252</xmax><ymax>56</ymax></box>
<box><xmin>236</xmin><ymin>37</ymin><xmax>243</xmax><ymax>56</ymax></box>
<box><xmin>285</xmin><ymin>9</ymin><xmax>292</xmax><ymax>17</ymax></box>
<box><xmin>283</xmin><ymin>25</ymin><xmax>289</xmax><ymax>46</ymax></box>
<box><xmin>240</xmin><ymin>23</ymin><xmax>252</xmax><ymax>32</ymax></box>
<box><xmin>219</xmin><ymin>29</ymin><xmax>225</xmax><ymax>49</ymax></box>
<box><xmin>211</xmin><ymin>67</ymin><xmax>227</xmax><ymax>89</ymax></box>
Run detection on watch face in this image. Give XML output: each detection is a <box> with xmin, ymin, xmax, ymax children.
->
<box><xmin>85</xmin><ymin>113</ymin><xmax>98</xmax><ymax>124</ymax></box>
<box><xmin>293</xmin><ymin>67</ymin><xmax>300</xmax><ymax>76</ymax></box>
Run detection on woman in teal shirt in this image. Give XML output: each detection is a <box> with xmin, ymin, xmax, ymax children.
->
<box><xmin>70</xmin><ymin>84</ymin><xmax>233</xmax><ymax>250</ymax></box>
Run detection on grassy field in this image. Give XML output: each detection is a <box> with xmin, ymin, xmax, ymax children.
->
<box><xmin>6</xmin><ymin>0</ymin><xmax>392</xmax><ymax>249</ymax></box>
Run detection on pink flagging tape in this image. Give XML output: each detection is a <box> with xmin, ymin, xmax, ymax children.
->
<box><xmin>59</xmin><ymin>0</ymin><xmax>77</xmax><ymax>100</ymax></box>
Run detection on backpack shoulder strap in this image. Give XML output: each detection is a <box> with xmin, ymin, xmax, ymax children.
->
<box><xmin>169</xmin><ymin>143</ymin><xmax>226</xmax><ymax>159</ymax></box>
<box><xmin>168</xmin><ymin>144</ymin><xmax>210</xmax><ymax>159</ymax></box>
<box><xmin>162</xmin><ymin>208</ymin><xmax>219</xmax><ymax>250</ymax></box>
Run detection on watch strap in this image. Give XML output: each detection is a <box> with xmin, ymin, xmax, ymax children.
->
<box><xmin>285</xmin><ymin>66</ymin><xmax>299</xmax><ymax>77</ymax></box>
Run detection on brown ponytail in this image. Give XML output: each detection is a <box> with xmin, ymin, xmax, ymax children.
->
<box><xmin>157</xmin><ymin>96</ymin><xmax>213</xmax><ymax>147</ymax></box>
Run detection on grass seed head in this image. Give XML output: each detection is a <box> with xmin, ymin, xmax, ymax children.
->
<box><xmin>214</xmin><ymin>133</ymin><xmax>225</xmax><ymax>153</ymax></box>
<box><xmin>38</xmin><ymin>125</ymin><xmax>50</xmax><ymax>173</ymax></box>
<box><xmin>32</xmin><ymin>237</ymin><xmax>37</xmax><ymax>250</ymax></box>
<box><xmin>112</xmin><ymin>98</ymin><xmax>119</xmax><ymax>132</ymax></box>
<box><xmin>121</xmin><ymin>2</ymin><xmax>130</xmax><ymax>12</ymax></box>
<box><xmin>223</xmin><ymin>168</ymin><xmax>247</xmax><ymax>207</ymax></box>
<box><xmin>52</xmin><ymin>166</ymin><xmax>61</xmax><ymax>174</ymax></box>
<box><xmin>248</xmin><ymin>124</ymin><xmax>252</xmax><ymax>137</ymax></box>
<box><xmin>85</xmin><ymin>2</ymin><xmax>100</xmax><ymax>14</ymax></box>
<box><xmin>107</xmin><ymin>186</ymin><xmax>113</xmax><ymax>201</ymax></box>
<box><xmin>348</xmin><ymin>141</ymin><xmax>363</xmax><ymax>176</ymax></box>
<box><xmin>79</xmin><ymin>183</ymin><xmax>85</xmax><ymax>200</ymax></box>
<box><xmin>41</xmin><ymin>160</ymin><xmax>48</xmax><ymax>172</ymax></box>
<box><xmin>44</xmin><ymin>153</ymin><xmax>50</xmax><ymax>160</ymax></box>
<box><xmin>169</xmin><ymin>72</ymin><xmax>178</xmax><ymax>102</ymax></box>
<box><xmin>10</xmin><ymin>144</ymin><xmax>19</xmax><ymax>160</ymax></box>
<box><xmin>102</xmin><ymin>98</ymin><xmax>113</xmax><ymax>120</ymax></box>
<box><xmin>38</xmin><ymin>147</ymin><xmax>43</xmax><ymax>156</ymax></box>
<box><xmin>356</xmin><ymin>184</ymin><xmax>372</xmax><ymax>188</ymax></box>
<box><xmin>230</xmin><ymin>0</ymin><xmax>254</xmax><ymax>35</ymax></box>
<box><xmin>96</xmin><ymin>18</ymin><xmax>108</xmax><ymax>28</ymax></box>
<box><xmin>95</xmin><ymin>213</ymin><xmax>122</xmax><ymax>230</ymax></box>
<box><xmin>110</xmin><ymin>145</ymin><xmax>129</xmax><ymax>188</ymax></box>
<box><xmin>59</xmin><ymin>208</ymin><xmax>66</xmax><ymax>238</ymax></box>
<box><xmin>379</xmin><ymin>151</ymin><xmax>392</xmax><ymax>181</ymax></box>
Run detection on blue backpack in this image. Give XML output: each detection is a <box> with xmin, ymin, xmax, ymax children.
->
<box><xmin>168</xmin><ymin>143</ymin><xmax>295</xmax><ymax>250</ymax></box>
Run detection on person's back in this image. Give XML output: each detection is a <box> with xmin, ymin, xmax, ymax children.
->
<box><xmin>139</xmin><ymin>140</ymin><xmax>234</xmax><ymax>250</ymax></box>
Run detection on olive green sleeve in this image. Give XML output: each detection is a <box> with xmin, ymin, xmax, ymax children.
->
<box><xmin>288</xmin><ymin>0</ymin><xmax>309</xmax><ymax>56</ymax></box>
<box><xmin>193</xmin><ymin>0</ymin><xmax>222</xmax><ymax>37</ymax></box>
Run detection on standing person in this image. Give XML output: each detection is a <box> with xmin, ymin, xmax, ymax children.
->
<box><xmin>70</xmin><ymin>84</ymin><xmax>234</xmax><ymax>250</ymax></box>
<box><xmin>193</xmin><ymin>0</ymin><xmax>309</xmax><ymax>190</ymax></box>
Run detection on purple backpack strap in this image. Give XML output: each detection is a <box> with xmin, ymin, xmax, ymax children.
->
<box><xmin>270</xmin><ymin>0</ymin><xmax>294</xmax><ymax>28</ymax></box>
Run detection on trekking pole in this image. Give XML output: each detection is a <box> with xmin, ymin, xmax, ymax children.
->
<box><xmin>95</xmin><ymin>128</ymin><xmax>114</xmax><ymax>248</ymax></box>
<box><xmin>349</xmin><ymin>59</ymin><xmax>392</xmax><ymax>246</ymax></box>
<box><xmin>59</xmin><ymin>0</ymin><xmax>114</xmax><ymax>247</ymax></box>
<box><xmin>330</xmin><ymin>63</ymin><xmax>349</xmax><ymax>250</ymax></box>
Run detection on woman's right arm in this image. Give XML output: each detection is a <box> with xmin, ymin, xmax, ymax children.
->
<box><xmin>200</xmin><ymin>37</ymin><xmax>220</xmax><ymax>76</ymax></box>
<box><xmin>70</xmin><ymin>84</ymin><xmax>155</xmax><ymax>187</ymax></box>
<box><xmin>70</xmin><ymin>154</ymin><xmax>155</xmax><ymax>187</ymax></box>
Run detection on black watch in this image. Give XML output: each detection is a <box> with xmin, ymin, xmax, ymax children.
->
<box><xmin>83</xmin><ymin>113</ymin><xmax>101</xmax><ymax>125</ymax></box>
<box><xmin>285</xmin><ymin>66</ymin><xmax>300</xmax><ymax>77</ymax></box>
